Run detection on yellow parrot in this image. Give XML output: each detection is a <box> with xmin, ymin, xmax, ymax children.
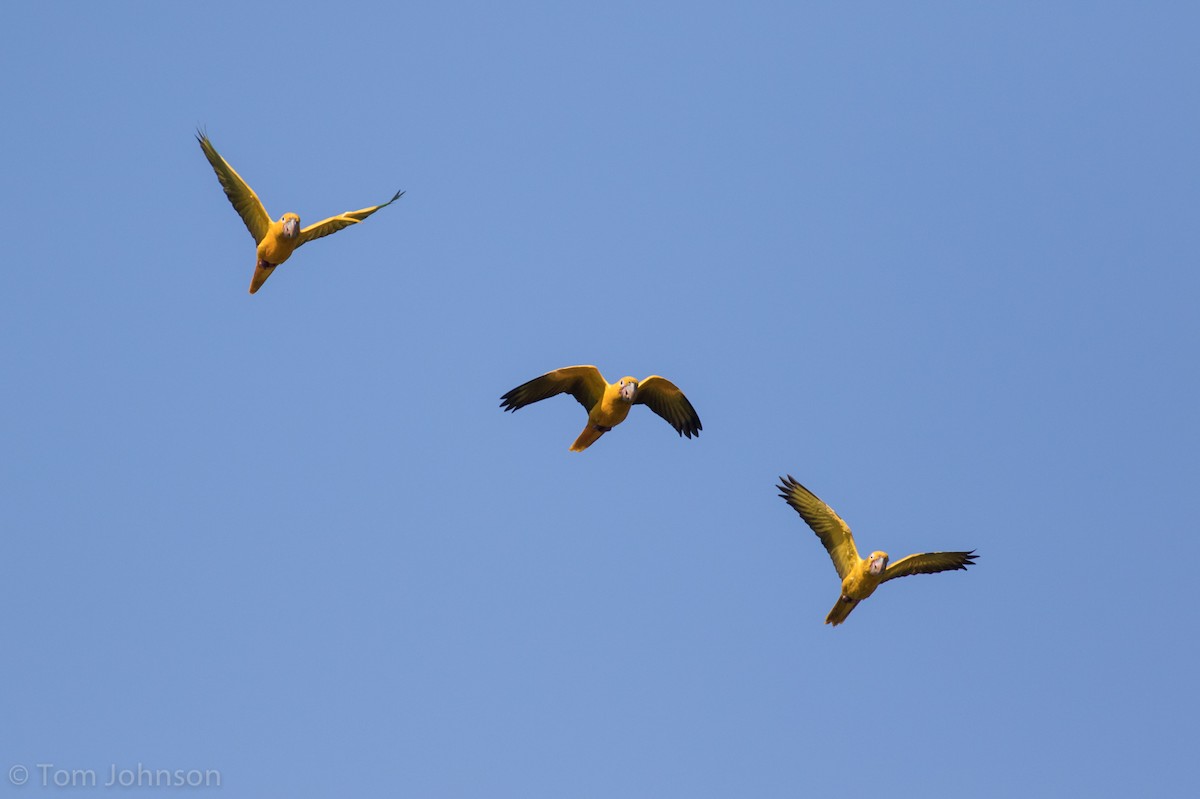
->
<box><xmin>501</xmin><ymin>365</ymin><xmax>701</xmax><ymax>451</ymax></box>
<box><xmin>776</xmin><ymin>476</ymin><xmax>977</xmax><ymax>626</ymax></box>
<box><xmin>196</xmin><ymin>130</ymin><xmax>403</xmax><ymax>294</ymax></box>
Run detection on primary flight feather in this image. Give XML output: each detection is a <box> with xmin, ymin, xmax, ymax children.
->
<box><xmin>501</xmin><ymin>365</ymin><xmax>701</xmax><ymax>451</ymax></box>
<box><xmin>196</xmin><ymin>129</ymin><xmax>403</xmax><ymax>294</ymax></box>
<box><xmin>776</xmin><ymin>476</ymin><xmax>976</xmax><ymax>626</ymax></box>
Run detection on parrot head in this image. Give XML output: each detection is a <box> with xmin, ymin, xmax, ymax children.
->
<box><xmin>867</xmin><ymin>551</ymin><xmax>889</xmax><ymax>576</ymax></box>
<box><xmin>281</xmin><ymin>213</ymin><xmax>300</xmax><ymax>239</ymax></box>
<box><xmin>617</xmin><ymin>377</ymin><xmax>638</xmax><ymax>403</ymax></box>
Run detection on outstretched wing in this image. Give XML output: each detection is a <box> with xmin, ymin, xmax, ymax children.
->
<box><xmin>882</xmin><ymin>551</ymin><xmax>977</xmax><ymax>583</ymax></box>
<box><xmin>298</xmin><ymin>190</ymin><xmax>404</xmax><ymax>245</ymax></box>
<box><xmin>633</xmin><ymin>376</ymin><xmax>701</xmax><ymax>438</ymax></box>
<box><xmin>500</xmin><ymin>366</ymin><xmax>607</xmax><ymax>414</ymax></box>
<box><xmin>776</xmin><ymin>476</ymin><xmax>860</xmax><ymax>580</ymax></box>
<box><xmin>196</xmin><ymin>130</ymin><xmax>271</xmax><ymax>244</ymax></box>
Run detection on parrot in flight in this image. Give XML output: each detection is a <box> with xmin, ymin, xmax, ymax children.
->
<box><xmin>777</xmin><ymin>476</ymin><xmax>977</xmax><ymax>626</ymax></box>
<box><xmin>501</xmin><ymin>365</ymin><xmax>701</xmax><ymax>451</ymax></box>
<box><xmin>197</xmin><ymin>130</ymin><xmax>403</xmax><ymax>294</ymax></box>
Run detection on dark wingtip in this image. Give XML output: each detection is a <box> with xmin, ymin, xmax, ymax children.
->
<box><xmin>777</xmin><ymin>474</ymin><xmax>807</xmax><ymax>503</ymax></box>
<box><xmin>678</xmin><ymin>415</ymin><xmax>701</xmax><ymax>439</ymax></box>
<box><xmin>776</xmin><ymin>474</ymin><xmax>794</xmax><ymax>500</ymax></box>
<box><xmin>499</xmin><ymin>390</ymin><xmax>520</xmax><ymax>413</ymax></box>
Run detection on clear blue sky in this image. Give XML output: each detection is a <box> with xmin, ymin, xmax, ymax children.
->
<box><xmin>2</xmin><ymin>2</ymin><xmax>1197</xmax><ymax>796</ymax></box>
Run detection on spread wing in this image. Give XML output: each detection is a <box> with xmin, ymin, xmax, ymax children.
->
<box><xmin>776</xmin><ymin>476</ymin><xmax>860</xmax><ymax>580</ymax></box>
<box><xmin>633</xmin><ymin>376</ymin><xmax>702</xmax><ymax>438</ymax></box>
<box><xmin>298</xmin><ymin>190</ymin><xmax>404</xmax><ymax>246</ymax></box>
<box><xmin>196</xmin><ymin>130</ymin><xmax>271</xmax><ymax>244</ymax></box>
<box><xmin>882</xmin><ymin>551</ymin><xmax>977</xmax><ymax>583</ymax></box>
<box><xmin>500</xmin><ymin>365</ymin><xmax>607</xmax><ymax>414</ymax></box>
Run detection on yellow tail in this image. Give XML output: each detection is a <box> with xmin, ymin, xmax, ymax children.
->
<box><xmin>569</xmin><ymin>425</ymin><xmax>607</xmax><ymax>452</ymax></box>
<box><xmin>825</xmin><ymin>596</ymin><xmax>859</xmax><ymax>626</ymax></box>
<box><xmin>249</xmin><ymin>260</ymin><xmax>276</xmax><ymax>294</ymax></box>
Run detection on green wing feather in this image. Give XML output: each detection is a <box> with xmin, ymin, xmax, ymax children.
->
<box><xmin>633</xmin><ymin>376</ymin><xmax>702</xmax><ymax>438</ymax></box>
<box><xmin>500</xmin><ymin>366</ymin><xmax>607</xmax><ymax>413</ymax></box>
<box><xmin>196</xmin><ymin>130</ymin><xmax>271</xmax><ymax>244</ymax></box>
<box><xmin>298</xmin><ymin>190</ymin><xmax>404</xmax><ymax>246</ymax></box>
<box><xmin>882</xmin><ymin>551</ymin><xmax>977</xmax><ymax>583</ymax></box>
<box><xmin>777</xmin><ymin>476</ymin><xmax>861</xmax><ymax>581</ymax></box>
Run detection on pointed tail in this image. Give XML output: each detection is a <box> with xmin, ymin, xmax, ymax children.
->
<box><xmin>825</xmin><ymin>595</ymin><xmax>859</xmax><ymax>626</ymax></box>
<box><xmin>249</xmin><ymin>260</ymin><xmax>276</xmax><ymax>294</ymax></box>
<box><xmin>569</xmin><ymin>424</ymin><xmax>607</xmax><ymax>452</ymax></box>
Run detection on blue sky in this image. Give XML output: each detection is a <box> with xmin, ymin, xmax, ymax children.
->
<box><xmin>2</xmin><ymin>2</ymin><xmax>1197</xmax><ymax>796</ymax></box>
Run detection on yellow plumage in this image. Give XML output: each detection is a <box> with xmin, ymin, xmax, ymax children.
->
<box><xmin>196</xmin><ymin>130</ymin><xmax>403</xmax><ymax>294</ymax></box>
<box><xmin>776</xmin><ymin>476</ymin><xmax>977</xmax><ymax>626</ymax></box>
<box><xmin>570</xmin><ymin>425</ymin><xmax>609</xmax><ymax>452</ymax></box>
<box><xmin>501</xmin><ymin>365</ymin><xmax>701</xmax><ymax>452</ymax></box>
